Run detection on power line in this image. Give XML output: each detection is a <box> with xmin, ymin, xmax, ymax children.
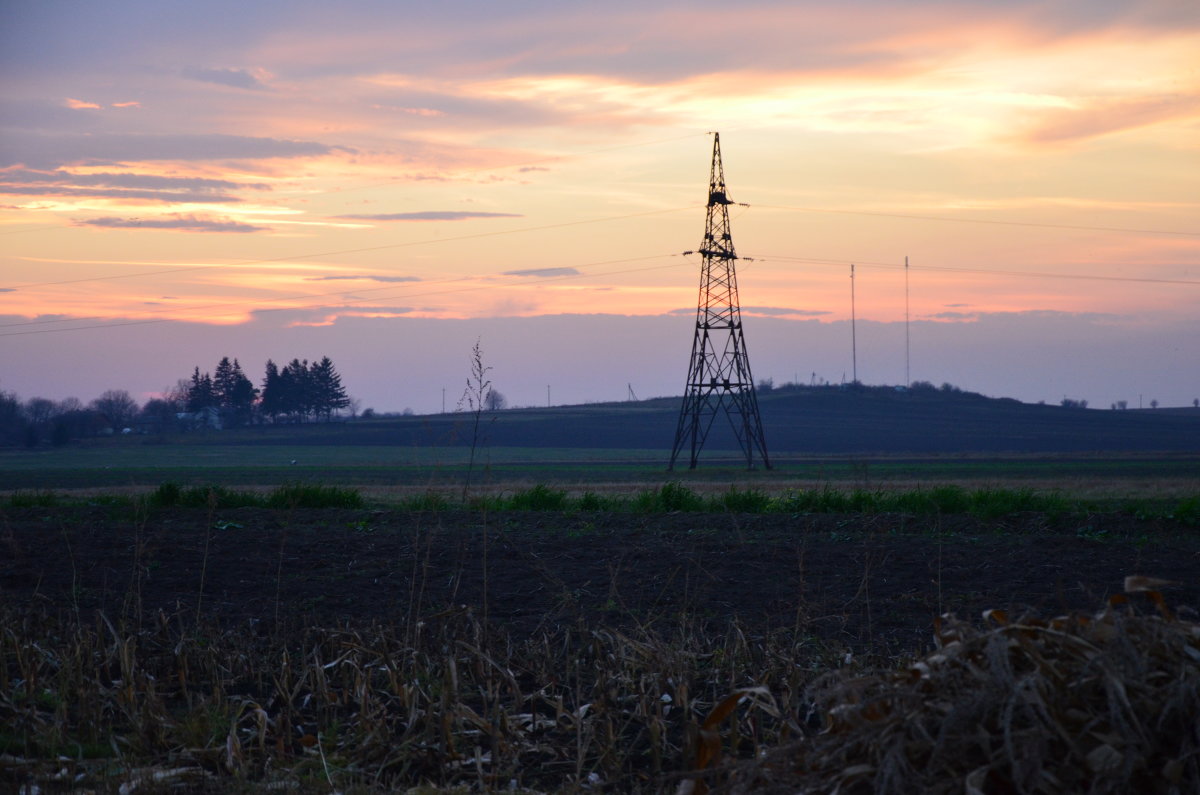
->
<box><xmin>0</xmin><ymin>254</ymin><xmax>690</xmax><ymax>337</ymax></box>
<box><xmin>751</xmin><ymin>203</ymin><xmax>1200</xmax><ymax>238</ymax></box>
<box><xmin>318</xmin><ymin>131</ymin><xmax>710</xmax><ymax>198</ymax></box>
<box><xmin>754</xmin><ymin>254</ymin><xmax>1200</xmax><ymax>286</ymax></box>
<box><xmin>0</xmin><ymin>251</ymin><xmax>682</xmax><ymax>330</ymax></box>
<box><xmin>1</xmin><ymin>205</ymin><xmax>696</xmax><ymax>291</ymax></box>
<box><xmin>0</xmin><ymin>131</ymin><xmax>710</xmax><ymax>239</ymax></box>
<box><xmin>7</xmin><ymin>246</ymin><xmax>1194</xmax><ymax>335</ymax></box>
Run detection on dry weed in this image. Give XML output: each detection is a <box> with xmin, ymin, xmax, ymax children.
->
<box><xmin>719</xmin><ymin>590</ymin><xmax>1200</xmax><ymax>794</ymax></box>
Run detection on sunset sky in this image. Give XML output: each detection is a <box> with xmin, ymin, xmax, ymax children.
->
<box><xmin>2</xmin><ymin>0</ymin><xmax>1198</xmax><ymax>413</ymax></box>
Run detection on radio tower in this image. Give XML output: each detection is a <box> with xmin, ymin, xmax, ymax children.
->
<box><xmin>669</xmin><ymin>133</ymin><xmax>771</xmax><ymax>470</ymax></box>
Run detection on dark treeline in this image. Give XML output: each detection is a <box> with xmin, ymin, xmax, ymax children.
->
<box><xmin>1</xmin><ymin>355</ymin><xmax>352</xmax><ymax>447</ymax></box>
<box><xmin>186</xmin><ymin>356</ymin><xmax>350</xmax><ymax>425</ymax></box>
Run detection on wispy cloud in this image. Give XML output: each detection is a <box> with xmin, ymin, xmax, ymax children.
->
<box><xmin>335</xmin><ymin>210</ymin><xmax>522</xmax><ymax>221</ymax></box>
<box><xmin>183</xmin><ymin>66</ymin><xmax>266</xmax><ymax>90</ymax></box>
<box><xmin>742</xmin><ymin>306</ymin><xmax>832</xmax><ymax>316</ymax></box>
<box><xmin>64</xmin><ymin>98</ymin><xmax>101</xmax><ymax>110</ymax></box>
<box><xmin>305</xmin><ymin>274</ymin><xmax>420</xmax><ymax>283</ymax></box>
<box><xmin>504</xmin><ymin>267</ymin><xmax>579</xmax><ymax>277</ymax></box>
<box><xmin>370</xmin><ymin>103</ymin><xmax>444</xmax><ymax>116</ymax></box>
<box><xmin>0</xmin><ymin>168</ymin><xmax>267</xmax><ymax>204</ymax></box>
<box><xmin>2</xmin><ymin>168</ymin><xmax>265</xmax><ymax>192</ymax></box>
<box><xmin>74</xmin><ymin>214</ymin><xmax>267</xmax><ymax>233</ymax></box>
<box><xmin>1</xmin><ymin>185</ymin><xmax>241</xmax><ymax>203</ymax></box>
<box><xmin>1019</xmin><ymin>94</ymin><xmax>1200</xmax><ymax>145</ymax></box>
<box><xmin>928</xmin><ymin>310</ymin><xmax>980</xmax><ymax>320</ymax></box>
<box><xmin>0</xmin><ymin>133</ymin><xmax>337</xmax><ymax>169</ymax></box>
<box><xmin>669</xmin><ymin>306</ymin><xmax>830</xmax><ymax>317</ymax></box>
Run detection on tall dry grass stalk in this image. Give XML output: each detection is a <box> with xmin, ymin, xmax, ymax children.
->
<box><xmin>194</xmin><ymin>489</ymin><xmax>217</xmax><ymax>626</ymax></box>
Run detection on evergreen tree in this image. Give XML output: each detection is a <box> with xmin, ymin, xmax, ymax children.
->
<box><xmin>260</xmin><ymin>360</ymin><xmax>281</xmax><ymax>421</ymax></box>
<box><xmin>225</xmin><ymin>359</ymin><xmax>258</xmax><ymax>425</ymax></box>
<box><xmin>265</xmin><ymin>359</ymin><xmax>312</xmax><ymax>422</ymax></box>
<box><xmin>213</xmin><ymin>357</ymin><xmax>236</xmax><ymax>407</ymax></box>
<box><xmin>186</xmin><ymin>367</ymin><xmax>217</xmax><ymax>412</ymax></box>
<box><xmin>279</xmin><ymin>359</ymin><xmax>306</xmax><ymax>421</ymax></box>
<box><xmin>310</xmin><ymin>356</ymin><xmax>350</xmax><ymax>420</ymax></box>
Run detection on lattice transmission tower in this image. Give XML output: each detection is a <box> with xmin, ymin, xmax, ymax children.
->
<box><xmin>669</xmin><ymin>133</ymin><xmax>771</xmax><ymax>470</ymax></box>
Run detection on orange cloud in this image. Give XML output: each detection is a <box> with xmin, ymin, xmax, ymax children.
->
<box><xmin>65</xmin><ymin>98</ymin><xmax>101</xmax><ymax>109</ymax></box>
<box><xmin>111</xmin><ymin>101</ymin><xmax>141</xmax><ymax>108</ymax></box>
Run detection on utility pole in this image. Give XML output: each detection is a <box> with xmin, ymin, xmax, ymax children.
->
<box><xmin>547</xmin><ymin>385</ymin><xmax>551</xmax><ymax>407</ymax></box>
<box><xmin>669</xmin><ymin>133</ymin><xmax>771</xmax><ymax>470</ymax></box>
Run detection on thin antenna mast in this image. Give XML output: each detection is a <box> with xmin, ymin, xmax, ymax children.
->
<box><xmin>850</xmin><ymin>263</ymin><xmax>858</xmax><ymax>384</ymax></box>
<box><xmin>669</xmin><ymin>133</ymin><xmax>771</xmax><ymax>470</ymax></box>
<box><xmin>904</xmin><ymin>255</ymin><xmax>910</xmax><ymax>387</ymax></box>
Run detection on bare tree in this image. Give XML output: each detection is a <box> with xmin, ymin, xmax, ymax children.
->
<box><xmin>90</xmin><ymin>389</ymin><xmax>139</xmax><ymax>430</ymax></box>
<box><xmin>484</xmin><ymin>389</ymin><xmax>507</xmax><ymax>411</ymax></box>
<box><xmin>139</xmin><ymin>398</ymin><xmax>180</xmax><ymax>434</ymax></box>
<box><xmin>56</xmin><ymin>397</ymin><xmax>84</xmax><ymax>414</ymax></box>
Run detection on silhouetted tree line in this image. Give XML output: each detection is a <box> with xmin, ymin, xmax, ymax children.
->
<box><xmin>258</xmin><ymin>357</ymin><xmax>350</xmax><ymax>423</ymax></box>
<box><xmin>0</xmin><ymin>355</ymin><xmax>352</xmax><ymax>446</ymax></box>
<box><xmin>184</xmin><ymin>356</ymin><xmax>350</xmax><ymax>425</ymax></box>
<box><xmin>2</xmin><ymin>387</ymin><xmax>143</xmax><ymax>447</ymax></box>
<box><xmin>184</xmin><ymin>357</ymin><xmax>259</xmax><ymax>425</ymax></box>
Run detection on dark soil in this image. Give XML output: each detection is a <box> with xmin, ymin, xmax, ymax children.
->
<box><xmin>3</xmin><ymin>506</ymin><xmax>1197</xmax><ymax>654</ymax></box>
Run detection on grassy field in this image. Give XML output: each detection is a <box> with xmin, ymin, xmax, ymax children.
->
<box><xmin>3</xmin><ymin>430</ymin><xmax>1197</xmax><ymax>499</ymax></box>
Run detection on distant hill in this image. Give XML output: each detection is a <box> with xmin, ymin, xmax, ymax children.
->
<box><xmin>237</xmin><ymin>384</ymin><xmax>1200</xmax><ymax>456</ymax></box>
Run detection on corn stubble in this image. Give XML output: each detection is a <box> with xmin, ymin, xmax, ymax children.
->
<box><xmin>0</xmin><ymin>604</ymin><xmax>830</xmax><ymax>792</ymax></box>
<box><xmin>2</xmin><ymin>592</ymin><xmax>1198</xmax><ymax>793</ymax></box>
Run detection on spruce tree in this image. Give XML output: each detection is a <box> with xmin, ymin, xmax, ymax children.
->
<box><xmin>260</xmin><ymin>360</ymin><xmax>281</xmax><ymax>421</ymax></box>
<box><xmin>213</xmin><ymin>357</ymin><xmax>235</xmax><ymax>407</ymax></box>
<box><xmin>186</xmin><ymin>367</ymin><xmax>216</xmax><ymax>412</ymax></box>
<box><xmin>282</xmin><ymin>359</ymin><xmax>310</xmax><ymax>421</ymax></box>
<box><xmin>226</xmin><ymin>359</ymin><xmax>258</xmax><ymax>425</ymax></box>
<box><xmin>310</xmin><ymin>356</ymin><xmax>350</xmax><ymax>421</ymax></box>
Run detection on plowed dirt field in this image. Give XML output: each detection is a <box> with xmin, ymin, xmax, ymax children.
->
<box><xmin>4</xmin><ymin>506</ymin><xmax>1197</xmax><ymax>653</ymax></box>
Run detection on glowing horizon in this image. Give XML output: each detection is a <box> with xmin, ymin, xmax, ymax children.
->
<box><xmin>2</xmin><ymin>1</ymin><xmax>1198</xmax><ymax>410</ymax></box>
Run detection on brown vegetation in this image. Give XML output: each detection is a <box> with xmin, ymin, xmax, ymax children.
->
<box><xmin>718</xmin><ymin>592</ymin><xmax>1200</xmax><ymax>793</ymax></box>
<box><xmin>2</xmin><ymin>504</ymin><xmax>1198</xmax><ymax>792</ymax></box>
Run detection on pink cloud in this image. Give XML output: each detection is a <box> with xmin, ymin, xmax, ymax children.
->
<box><xmin>65</xmin><ymin>98</ymin><xmax>101</xmax><ymax>109</ymax></box>
<box><xmin>1019</xmin><ymin>94</ymin><xmax>1200</xmax><ymax>145</ymax></box>
<box><xmin>111</xmin><ymin>101</ymin><xmax>141</xmax><ymax>108</ymax></box>
<box><xmin>370</xmin><ymin>104</ymin><xmax>444</xmax><ymax>116</ymax></box>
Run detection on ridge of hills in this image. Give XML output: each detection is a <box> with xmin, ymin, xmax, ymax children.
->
<box><xmin>236</xmin><ymin>384</ymin><xmax>1200</xmax><ymax>456</ymax></box>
